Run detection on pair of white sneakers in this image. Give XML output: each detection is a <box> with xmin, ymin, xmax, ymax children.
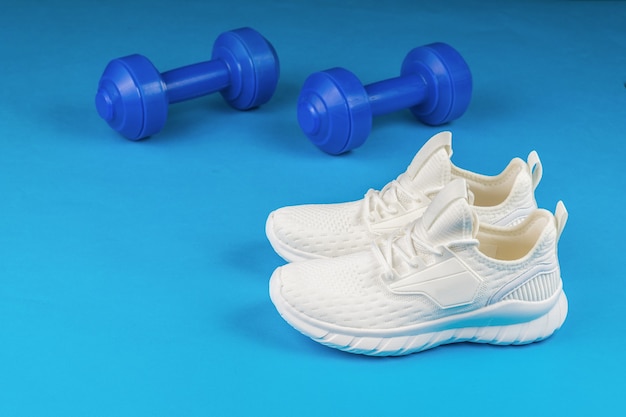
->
<box><xmin>266</xmin><ymin>131</ymin><xmax>568</xmax><ymax>356</ymax></box>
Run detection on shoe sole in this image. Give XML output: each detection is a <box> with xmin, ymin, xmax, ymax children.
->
<box><xmin>269</xmin><ymin>269</ymin><xmax>568</xmax><ymax>356</ymax></box>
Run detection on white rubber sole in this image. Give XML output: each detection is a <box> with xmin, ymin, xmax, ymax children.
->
<box><xmin>269</xmin><ymin>270</ymin><xmax>568</xmax><ymax>356</ymax></box>
<box><xmin>265</xmin><ymin>212</ymin><xmax>326</xmax><ymax>263</ymax></box>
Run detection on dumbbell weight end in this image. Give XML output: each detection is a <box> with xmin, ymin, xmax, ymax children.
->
<box><xmin>401</xmin><ymin>42</ymin><xmax>472</xmax><ymax>125</ymax></box>
<box><xmin>297</xmin><ymin>68</ymin><xmax>373</xmax><ymax>155</ymax></box>
<box><xmin>95</xmin><ymin>54</ymin><xmax>169</xmax><ymax>140</ymax></box>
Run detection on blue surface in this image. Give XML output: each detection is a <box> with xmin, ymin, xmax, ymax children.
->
<box><xmin>0</xmin><ymin>1</ymin><xmax>624</xmax><ymax>415</ymax></box>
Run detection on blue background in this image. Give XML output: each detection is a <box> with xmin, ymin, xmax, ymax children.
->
<box><xmin>1</xmin><ymin>0</ymin><xmax>624</xmax><ymax>415</ymax></box>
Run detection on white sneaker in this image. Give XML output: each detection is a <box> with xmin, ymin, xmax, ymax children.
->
<box><xmin>266</xmin><ymin>131</ymin><xmax>543</xmax><ymax>262</ymax></box>
<box><xmin>269</xmin><ymin>179</ymin><xmax>568</xmax><ymax>356</ymax></box>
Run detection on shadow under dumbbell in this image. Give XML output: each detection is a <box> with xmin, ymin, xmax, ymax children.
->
<box><xmin>265</xmin><ymin>77</ymin><xmax>301</xmax><ymax>109</ymax></box>
<box><xmin>461</xmin><ymin>87</ymin><xmax>521</xmax><ymax>125</ymax></box>
<box><xmin>156</xmin><ymin>97</ymin><xmax>235</xmax><ymax>143</ymax></box>
<box><xmin>249</xmin><ymin>79</ymin><xmax>317</xmax><ymax>154</ymax></box>
<box><xmin>372</xmin><ymin>109</ymin><xmax>421</xmax><ymax>130</ymax></box>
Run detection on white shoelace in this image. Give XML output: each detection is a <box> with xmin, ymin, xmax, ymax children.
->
<box><xmin>375</xmin><ymin>220</ymin><xmax>478</xmax><ymax>281</ymax></box>
<box><xmin>361</xmin><ymin>174</ymin><xmax>428</xmax><ymax>223</ymax></box>
<box><xmin>378</xmin><ymin>222</ymin><xmax>442</xmax><ymax>273</ymax></box>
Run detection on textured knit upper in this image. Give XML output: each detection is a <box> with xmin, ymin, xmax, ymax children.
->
<box><xmin>272</xmin><ymin>179</ymin><xmax>564</xmax><ymax>331</ymax></box>
<box><xmin>266</xmin><ymin>131</ymin><xmax>541</xmax><ymax>262</ymax></box>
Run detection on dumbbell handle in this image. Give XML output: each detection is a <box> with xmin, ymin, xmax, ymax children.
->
<box><xmin>161</xmin><ymin>59</ymin><xmax>230</xmax><ymax>104</ymax></box>
<box><xmin>365</xmin><ymin>74</ymin><xmax>427</xmax><ymax>117</ymax></box>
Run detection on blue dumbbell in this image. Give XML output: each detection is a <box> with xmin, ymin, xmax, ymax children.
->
<box><xmin>297</xmin><ymin>43</ymin><xmax>472</xmax><ymax>154</ymax></box>
<box><xmin>95</xmin><ymin>27</ymin><xmax>280</xmax><ymax>140</ymax></box>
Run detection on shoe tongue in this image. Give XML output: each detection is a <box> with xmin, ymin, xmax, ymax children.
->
<box><xmin>419</xmin><ymin>178</ymin><xmax>477</xmax><ymax>247</ymax></box>
<box><xmin>399</xmin><ymin>131</ymin><xmax>453</xmax><ymax>198</ymax></box>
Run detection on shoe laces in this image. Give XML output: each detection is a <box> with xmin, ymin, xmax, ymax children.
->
<box><xmin>376</xmin><ymin>220</ymin><xmax>478</xmax><ymax>281</ymax></box>
<box><xmin>362</xmin><ymin>174</ymin><xmax>427</xmax><ymax>223</ymax></box>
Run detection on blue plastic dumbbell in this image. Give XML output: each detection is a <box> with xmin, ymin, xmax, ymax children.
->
<box><xmin>297</xmin><ymin>42</ymin><xmax>472</xmax><ymax>154</ymax></box>
<box><xmin>95</xmin><ymin>27</ymin><xmax>280</xmax><ymax>140</ymax></box>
